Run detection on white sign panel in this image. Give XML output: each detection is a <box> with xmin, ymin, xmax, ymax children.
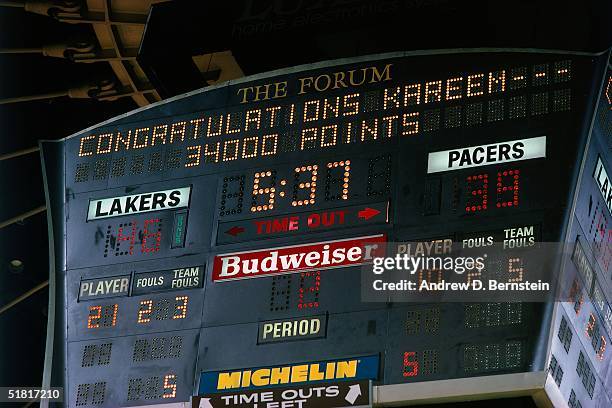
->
<box><xmin>594</xmin><ymin>156</ymin><xmax>612</xmax><ymax>214</ymax></box>
<box><xmin>87</xmin><ymin>186</ymin><xmax>191</xmax><ymax>220</ymax></box>
<box><xmin>427</xmin><ymin>136</ymin><xmax>547</xmax><ymax>174</ymax></box>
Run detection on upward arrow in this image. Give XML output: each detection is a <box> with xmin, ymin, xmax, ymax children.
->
<box><xmin>199</xmin><ymin>397</ymin><xmax>213</xmax><ymax>408</ymax></box>
<box><xmin>345</xmin><ymin>384</ymin><xmax>362</xmax><ymax>405</ymax></box>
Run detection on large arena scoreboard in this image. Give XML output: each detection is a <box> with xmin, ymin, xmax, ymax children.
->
<box><xmin>39</xmin><ymin>49</ymin><xmax>611</xmax><ymax>407</ymax></box>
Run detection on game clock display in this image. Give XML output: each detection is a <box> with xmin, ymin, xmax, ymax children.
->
<box><xmin>218</xmin><ymin>154</ymin><xmax>391</xmax><ymax>217</ymax></box>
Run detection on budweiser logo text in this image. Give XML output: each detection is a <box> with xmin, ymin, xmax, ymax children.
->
<box><xmin>212</xmin><ymin>235</ymin><xmax>386</xmax><ymax>282</ymax></box>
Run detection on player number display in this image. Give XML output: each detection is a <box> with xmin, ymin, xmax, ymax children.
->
<box><xmin>137</xmin><ymin>296</ymin><xmax>189</xmax><ymax>323</ymax></box>
<box><xmin>86</xmin><ymin>296</ymin><xmax>189</xmax><ymax>329</ymax></box>
<box><xmin>104</xmin><ymin>218</ymin><xmax>162</xmax><ymax>258</ymax></box>
<box><xmin>127</xmin><ymin>373</ymin><xmax>177</xmax><ymax>401</ymax></box>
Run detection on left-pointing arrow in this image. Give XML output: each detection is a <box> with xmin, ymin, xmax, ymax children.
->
<box><xmin>225</xmin><ymin>226</ymin><xmax>245</xmax><ymax>236</ymax></box>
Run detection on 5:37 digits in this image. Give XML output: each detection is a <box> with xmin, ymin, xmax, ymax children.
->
<box><xmin>219</xmin><ymin>154</ymin><xmax>392</xmax><ymax>217</ymax></box>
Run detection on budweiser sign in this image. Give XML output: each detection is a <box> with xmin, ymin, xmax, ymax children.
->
<box><xmin>212</xmin><ymin>234</ymin><xmax>386</xmax><ymax>282</ymax></box>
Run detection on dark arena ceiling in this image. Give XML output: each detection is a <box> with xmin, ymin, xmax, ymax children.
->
<box><xmin>0</xmin><ymin>0</ymin><xmax>610</xmax><ymax>404</ymax></box>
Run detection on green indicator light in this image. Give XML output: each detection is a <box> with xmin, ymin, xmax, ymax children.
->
<box><xmin>174</xmin><ymin>216</ymin><xmax>184</xmax><ymax>244</ymax></box>
<box><xmin>172</xmin><ymin>211</ymin><xmax>188</xmax><ymax>248</ymax></box>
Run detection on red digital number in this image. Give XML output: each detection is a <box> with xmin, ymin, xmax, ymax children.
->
<box><xmin>496</xmin><ymin>169</ymin><xmax>520</xmax><ymax>208</ymax></box>
<box><xmin>464</xmin><ymin>168</ymin><xmax>521</xmax><ymax>214</ymax></box>
<box><xmin>297</xmin><ymin>271</ymin><xmax>320</xmax><ymax>310</ymax></box>
<box><xmin>597</xmin><ymin>337</ymin><xmax>606</xmax><ymax>361</ymax></box>
<box><xmin>142</xmin><ymin>218</ymin><xmax>162</xmax><ymax>253</ymax></box>
<box><xmin>465</xmin><ymin>173</ymin><xmax>488</xmax><ymax>212</ymax></box>
<box><xmin>586</xmin><ymin>313</ymin><xmax>607</xmax><ymax>360</ymax></box>
<box><xmin>586</xmin><ymin>202</ymin><xmax>611</xmax><ymax>272</ymax></box>
<box><xmin>105</xmin><ymin>219</ymin><xmax>162</xmax><ymax>257</ymax></box>
<box><xmin>403</xmin><ymin>351</ymin><xmax>419</xmax><ymax>377</ymax></box>
<box><xmin>586</xmin><ymin>313</ymin><xmax>596</xmax><ymax>337</ymax></box>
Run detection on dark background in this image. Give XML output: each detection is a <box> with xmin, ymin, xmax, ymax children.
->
<box><xmin>0</xmin><ymin>6</ymin><xmax>136</xmax><ymax>391</ymax></box>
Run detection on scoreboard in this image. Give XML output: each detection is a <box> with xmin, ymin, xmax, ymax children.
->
<box><xmin>39</xmin><ymin>49</ymin><xmax>611</xmax><ymax>407</ymax></box>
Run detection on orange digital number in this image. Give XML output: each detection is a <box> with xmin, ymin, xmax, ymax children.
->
<box><xmin>87</xmin><ymin>304</ymin><xmax>117</xmax><ymax>328</ymax></box>
<box><xmin>138</xmin><ymin>300</ymin><xmax>153</xmax><ymax>324</ymax></box>
<box><xmin>508</xmin><ymin>257</ymin><xmax>524</xmax><ymax>283</ymax></box>
<box><xmin>291</xmin><ymin>165</ymin><xmax>318</xmax><ymax>207</ymax></box>
<box><xmin>88</xmin><ymin>306</ymin><xmax>102</xmax><ymax>329</ymax></box>
<box><xmin>162</xmin><ymin>374</ymin><xmax>177</xmax><ymax>399</ymax></box>
<box><xmin>419</xmin><ymin>269</ymin><xmax>443</xmax><ymax>285</ymax></box>
<box><xmin>173</xmin><ymin>296</ymin><xmax>188</xmax><ymax>319</ymax></box>
<box><xmin>325</xmin><ymin>160</ymin><xmax>350</xmax><ymax>200</ymax></box>
<box><xmin>251</xmin><ymin>170</ymin><xmax>276</xmax><ymax>213</ymax></box>
<box><xmin>466</xmin><ymin>267</ymin><xmax>481</xmax><ymax>285</ymax></box>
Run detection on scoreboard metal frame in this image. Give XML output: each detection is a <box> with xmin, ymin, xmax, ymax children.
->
<box><xmin>39</xmin><ymin>48</ymin><xmax>612</xmax><ymax>407</ymax></box>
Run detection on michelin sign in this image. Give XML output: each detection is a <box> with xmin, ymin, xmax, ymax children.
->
<box><xmin>199</xmin><ymin>355</ymin><xmax>379</xmax><ymax>395</ymax></box>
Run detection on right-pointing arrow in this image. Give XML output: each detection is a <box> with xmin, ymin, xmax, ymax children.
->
<box><xmin>357</xmin><ymin>207</ymin><xmax>380</xmax><ymax>220</ymax></box>
<box><xmin>345</xmin><ymin>383</ymin><xmax>362</xmax><ymax>405</ymax></box>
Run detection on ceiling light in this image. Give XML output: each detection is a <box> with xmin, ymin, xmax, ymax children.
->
<box><xmin>9</xmin><ymin>259</ymin><xmax>24</xmax><ymax>273</ymax></box>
